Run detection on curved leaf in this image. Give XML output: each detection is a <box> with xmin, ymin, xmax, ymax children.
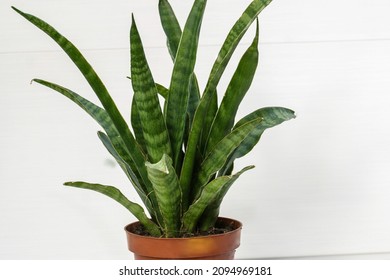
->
<box><xmin>32</xmin><ymin>79</ymin><xmax>165</xmax><ymax>226</ymax></box>
<box><xmin>199</xmin><ymin>165</ymin><xmax>254</xmax><ymax>230</ymax></box>
<box><xmin>32</xmin><ymin>79</ymin><xmax>146</xmax><ymax>186</ymax></box>
<box><xmin>183</xmin><ymin>165</ymin><xmax>253</xmax><ymax>232</ymax></box>
<box><xmin>145</xmin><ymin>154</ymin><xmax>182</xmax><ymax>237</ymax></box>
<box><xmin>192</xmin><ymin>117</ymin><xmax>264</xmax><ymax>201</ymax></box>
<box><xmin>64</xmin><ymin>181</ymin><xmax>161</xmax><ymax>237</ymax></box>
<box><xmin>12</xmin><ymin>8</ymin><xmax>143</xmax><ymax>179</ymax></box>
<box><xmin>181</xmin><ymin>176</ymin><xmax>230</xmax><ymax>233</ymax></box>
<box><xmin>97</xmin><ymin>131</ymin><xmax>154</xmax><ymax>217</ymax></box>
<box><xmin>221</xmin><ymin>107</ymin><xmax>295</xmax><ymax>174</ymax></box>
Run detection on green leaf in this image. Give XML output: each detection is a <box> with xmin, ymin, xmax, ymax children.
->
<box><xmin>127</xmin><ymin>76</ymin><xmax>168</xmax><ymax>99</ymax></box>
<box><xmin>32</xmin><ymin>79</ymin><xmax>145</xmax><ymax>184</ymax></box>
<box><xmin>130</xmin><ymin>16</ymin><xmax>172</xmax><ymax>164</ymax></box>
<box><xmin>199</xmin><ymin>165</ymin><xmax>254</xmax><ymax>230</ymax></box>
<box><xmin>156</xmin><ymin>83</ymin><xmax>169</xmax><ymax>99</ymax></box>
<box><xmin>208</xmin><ymin>0</ymin><xmax>272</xmax><ymax>84</ymax></box>
<box><xmin>64</xmin><ymin>181</ymin><xmax>161</xmax><ymax>237</ymax></box>
<box><xmin>181</xmin><ymin>176</ymin><xmax>231</xmax><ymax>233</ymax></box>
<box><xmin>145</xmin><ymin>154</ymin><xmax>182</xmax><ymax>237</ymax></box>
<box><xmin>205</xmin><ymin>21</ymin><xmax>259</xmax><ymax>155</ymax></box>
<box><xmin>199</xmin><ymin>89</ymin><xmax>218</xmax><ymax>156</ymax></box>
<box><xmin>158</xmin><ymin>0</ymin><xmax>201</xmax><ymax>141</ymax></box>
<box><xmin>165</xmin><ymin>0</ymin><xmax>207</xmax><ymax>170</ymax></box>
<box><xmin>192</xmin><ymin>117</ymin><xmax>264</xmax><ymax>201</ymax></box>
<box><xmin>97</xmin><ymin>131</ymin><xmax>154</xmax><ymax>217</ymax></box>
<box><xmin>221</xmin><ymin>107</ymin><xmax>296</xmax><ymax>174</ymax></box>
<box><xmin>158</xmin><ymin>0</ymin><xmax>182</xmax><ymax>61</ymax></box>
<box><xmin>130</xmin><ymin>97</ymin><xmax>147</xmax><ymax>154</ymax></box>
<box><xmin>32</xmin><ymin>79</ymin><xmax>165</xmax><ymax>226</ymax></box>
<box><xmin>181</xmin><ymin>0</ymin><xmax>272</xmax><ymax>210</ymax></box>
<box><xmin>182</xmin><ymin>165</ymin><xmax>253</xmax><ymax>232</ymax></box>
<box><xmin>12</xmin><ymin>7</ymin><xmax>143</xmax><ymax>179</ymax></box>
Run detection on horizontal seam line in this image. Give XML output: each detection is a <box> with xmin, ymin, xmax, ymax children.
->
<box><xmin>1</xmin><ymin>37</ymin><xmax>390</xmax><ymax>55</ymax></box>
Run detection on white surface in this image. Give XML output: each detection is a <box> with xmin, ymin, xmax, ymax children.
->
<box><xmin>1</xmin><ymin>0</ymin><xmax>390</xmax><ymax>259</ymax></box>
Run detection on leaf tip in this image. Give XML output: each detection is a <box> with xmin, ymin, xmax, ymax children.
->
<box><xmin>11</xmin><ymin>6</ymin><xmax>20</xmax><ymax>13</ymax></box>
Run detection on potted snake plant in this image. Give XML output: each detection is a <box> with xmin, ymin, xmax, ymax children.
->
<box><xmin>13</xmin><ymin>0</ymin><xmax>295</xmax><ymax>259</ymax></box>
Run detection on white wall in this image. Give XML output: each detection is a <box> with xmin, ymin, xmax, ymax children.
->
<box><xmin>1</xmin><ymin>0</ymin><xmax>390</xmax><ymax>259</ymax></box>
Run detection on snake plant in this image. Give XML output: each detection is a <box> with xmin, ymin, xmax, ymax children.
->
<box><xmin>13</xmin><ymin>0</ymin><xmax>295</xmax><ymax>237</ymax></box>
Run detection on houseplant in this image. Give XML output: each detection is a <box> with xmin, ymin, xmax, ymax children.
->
<box><xmin>13</xmin><ymin>0</ymin><xmax>295</xmax><ymax>259</ymax></box>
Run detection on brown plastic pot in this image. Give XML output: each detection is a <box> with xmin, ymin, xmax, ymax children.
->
<box><xmin>124</xmin><ymin>217</ymin><xmax>242</xmax><ymax>260</ymax></box>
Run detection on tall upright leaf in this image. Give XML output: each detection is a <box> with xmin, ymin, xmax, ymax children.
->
<box><xmin>158</xmin><ymin>0</ymin><xmax>182</xmax><ymax>61</ymax></box>
<box><xmin>181</xmin><ymin>0</ymin><xmax>272</xmax><ymax>207</ymax></box>
<box><xmin>165</xmin><ymin>0</ymin><xmax>207</xmax><ymax>170</ymax></box>
<box><xmin>130</xmin><ymin>97</ymin><xmax>147</xmax><ymax>153</ymax></box>
<box><xmin>130</xmin><ymin>15</ymin><xmax>172</xmax><ymax>164</ymax></box>
<box><xmin>158</xmin><ymin>0</ymin><xmax>201</xmax><ymax>132</ymax></box>
<box><xmin>204</xmin><ymin>21</ymin><xmax>259</xmax><ymax>155</ymax></box>
<box><xmin>208</xmin><ymin>0</ymin><xmax>272</xmax><ymax>84</ymax></box>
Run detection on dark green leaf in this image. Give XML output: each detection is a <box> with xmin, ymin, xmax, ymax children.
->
<box><xmin>158</xmin><ymin>0</ymin><xmax>182</xmax><ymax>61</ymax></box>
<box><xmin>199</xmin><ymin>165</ymin><xmax>254</xmax><ymax>230</ymax></box>
<box><xmin>145</xmin><ymin>154</ymin><xmax>182</xmax><ymax>237</ymax></box>
<box><xmin>205</xmin><ymin>21</ymin><xmax>259</xmax><ymax>155</ymax></box>
<box><xmin>130</xmin><ymin>16</ymin><xmax>172</xmax><ymax>164</ymax></box>
<box><xmin>192</xmin><ymin>117</ymin><xmax>264</xmax><ymax>201</ymax></box>
<box><xmin>165</xmin><ymin>0</ymin><xmax>207</xmax><ymax>170</ymax></box>
<box><xmin>221</xmin><ymin>107</ymin><xmax>295</xmax><ymax>174</ymax></box>
<box><xmin>12</xmin><ymin>8</ymin><xmax>144</xmax><ymax>179</ymax></box>
<box><xmin>64</xmin><ymin>181</ymin><xmax>161</xmax><ymax>237</ymax></box>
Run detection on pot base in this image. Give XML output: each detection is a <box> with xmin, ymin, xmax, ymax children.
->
<box><xmin>124</xmin><ymin>217</ymin><xmax>242</xmax><ymax>260</ymax></box>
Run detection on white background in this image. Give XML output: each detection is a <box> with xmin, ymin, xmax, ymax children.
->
<box><xmin>1</xmin><ymin>0</ymin><xmax>390</xmax><ymax>259</ymax></box>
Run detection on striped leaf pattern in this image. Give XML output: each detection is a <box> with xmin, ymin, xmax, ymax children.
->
<box><xmin>146</xmin><ymin>154</ymin><xmax>182</xmax><ymax>237</ymax></box>
<box><xmin>180</xmin><ymin>0</ymin><xmax>273</xmax><ymax>207</ymax></box>
<box><xmin>15</xmin><ymin>0</ymin><xmax>297</xmax><ymax>237</ymax></box>
<box><xmin>64</xmin><ymin>181</ymin><xmax>161</xmax><ymax>237</ymax></box>
<box><xmin>165</xmin><ymin>0</ymin><xmax>206</xmax><ymax>170</ymax></box>
<box><xmin>12</xmin><ymin>8</ymin><xmax>143</xmax><ymax>177</ymax></box>
<box><xmin>181</xmin><ymin>176</ymin><xmax>231</xmax><ymax>233</ymax></box>
<box><xmin>97</xmin><ymin>131</ymin><xmax>154</xmax><ymax>218</ymax></box>
<box><xmin>158</xmin><ymin>0</ymin><xmax>182</xmax><ymax>61</ymax></box>
<box><xmin>221</xmin><ymin>107</ymin><xmax>296</xmax><ymax>174</ymax></box>
<box><xmin>197</xmin><ymin>0</ymin><xmax>273</xmax><ymax>152</ymax></box>
<box><xmin>183</xmin><ymin>165</ymin><xmax>254</xmax><ymax>232</ymax></box>
<box><xmin>130</xmin><ymin>16</ymin><xmax>171</xmax><ymax>164</ymax></box>
<box><xmin>205</xmin><ymin>21</ymin><xmax>260</xmax><ymax>155</ymax></box>
<box><xmin>192</xmin><ymin>117</ymin><xmax>264</xmax><ymax>201</ymax></box>
<box><xmin>199</xmin><ymin>166</ymin><xmax>255</xmax><ymax>230</ymax></box>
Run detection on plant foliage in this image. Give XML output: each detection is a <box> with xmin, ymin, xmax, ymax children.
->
<box><xmin>13</xmin><ymin>0</ymin><xmax>295</xmax><ymax>237</ymax></box>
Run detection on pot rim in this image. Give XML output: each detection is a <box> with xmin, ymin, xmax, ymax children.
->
<box><xmin>124</xmin><ymin>216</ymin><xmax>242</xmax><ymax>240</ymax></box>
